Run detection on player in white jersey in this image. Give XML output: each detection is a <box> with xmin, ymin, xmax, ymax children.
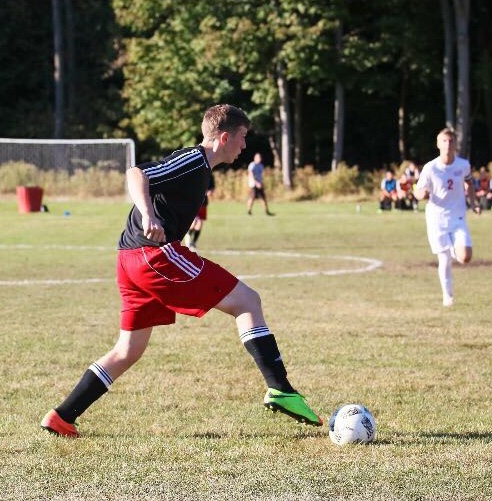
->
<box><xmin>414</xmin><ymin>128</ymin><xmax>481</xmax><ymax>306</ymax></box>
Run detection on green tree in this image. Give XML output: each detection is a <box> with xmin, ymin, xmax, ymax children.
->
<box><xmin>453</xmin><ymin>0</ymin><xmax>471</xmax><ymax>156</ymax></box>
<box><xmin>203</xmin><ymin>0</ymin><xmax>339</xmax><ymax>186</ymax></box>
<box><xmin>3</xmin><ymin>0</ymin><xmax>491</xmax><ymax>171</ymax></box>
<box><xmin>113</xmin><ymin>0</ymin><xmax>232</xmax><ymax>150</ymax></box>
<box><xmin>0</xmin><ymin>1</ymin><xmax>124</xmax><ymax>139</ymax></box>
<box><xmin>338</xmin><ymin>0</ymin><xmax>444</xmax><ymax>166</ymax></box>
<box><xmin>473</xmin><ymin>1</ymin><xmax>492</xmax><ymax>160</ymax></box>
<box><xmin>113</xmin><ymin>0</ymin><xmax>340</xmax><ymax>185</ymax></box>
<box><xmin>0</xmin><ymin>1</ymin><xmax>53</xmax><ymax>137</ymax></box>
<box><xmin>52</xmin><ymin>0</ymin><xmax>64</xmax><ymax>138</ymax></box>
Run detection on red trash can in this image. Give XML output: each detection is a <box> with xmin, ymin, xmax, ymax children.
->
<box><xmin>16</xmin><ymin>186</ymin><xmax>44</xmax><ymax>213</ymax></box>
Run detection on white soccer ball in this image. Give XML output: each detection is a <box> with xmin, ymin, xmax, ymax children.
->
<box><xmin>328</xmin><ymin>404</ymin><xmax>376</xmax><ymax>445</ymax></box>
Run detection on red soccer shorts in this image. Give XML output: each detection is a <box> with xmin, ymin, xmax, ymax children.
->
<box><xmin>196</xmin><ymin>205</ymin><xmax>207</xmax><ymax>220</ymax></box>
<box><xmin>117</xmin><ymin>242</ymin><xmax>238</xmax><ymax>330</ymax></box>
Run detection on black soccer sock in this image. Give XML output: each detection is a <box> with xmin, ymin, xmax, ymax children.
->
<box><xmin>55</xmin><ymin>362</ymin><xmax>113</xmax><ymax>423</ymax></box>
<box><xmin>191</xmin><ymin>229</ymin><xmax>201</xmax><ymax>245</ymax></box>
<box><xmin>240</xmin><ymin>326</ymin><xmax>295</xmax><ymax>393</ymax></box>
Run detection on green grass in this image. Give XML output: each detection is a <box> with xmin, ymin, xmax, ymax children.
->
<box><xmin>1</xmin><ymin>198</ymin><xmax>491</xmax><ymax>500</ymax></box>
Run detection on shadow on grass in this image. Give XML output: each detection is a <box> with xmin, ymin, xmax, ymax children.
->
<box><xmin>420</xmin><ymin>431</ymin><xmax>492</xmax><ymax>442</ymax></box>
<box><xmin>377</xmin><ymin>430</ymin><xmax>492</xmax><ymax>445</ymax></box>
<box><xmin>81</xmin><ymin>428</ymin><xmax>326</xmax><ymax>440</ymax></box>
<box><xmin>39</xmin><ymin>426</ymin><xmax>491</xmax><ymax>444</ymax></box>
<box><xmin>188</xmin><ymin>429</ymin><xmax>325</xmax><ymax>440</ymax></box>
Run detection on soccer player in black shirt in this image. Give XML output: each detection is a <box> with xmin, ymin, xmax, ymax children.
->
<box><xmin>41</xmin><ymin>104</ymin><xmax>322</xmax><ymax>437</ymax></box>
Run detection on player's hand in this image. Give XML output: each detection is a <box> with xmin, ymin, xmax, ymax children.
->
<box><xmin>142</xmin><ymin>214</ymin><xmax>166</xmax><ymax>243</ymax></box>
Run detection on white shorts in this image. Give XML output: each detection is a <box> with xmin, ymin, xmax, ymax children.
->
<box><xmin>425</xmin><ymin>215</ymin><xmax>472</xmax><ymax>254</ymax></box>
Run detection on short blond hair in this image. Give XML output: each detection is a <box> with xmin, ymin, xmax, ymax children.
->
<box><xmin>437</xmin><ymin>127</ymin><xmax>456</xmax><ymax>140</ymax></box>
<box><xmin>201</xmin><ymin>104</ymin><xmax>250</xmax><ymax>139</ymax></box>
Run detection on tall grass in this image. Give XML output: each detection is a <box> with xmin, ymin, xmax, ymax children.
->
<box><xmin>0</xmin><ymin>160</ymin><xmax>385</xmax><ymax>201</ymax></box>
<box><xmin>2</xmin><ymin>159</ymin><xmax>490</xmax><ymax>203</ymax></box>
<box><xmin>0</xmin><ymin>161</ymin><xmax>126</xmax><ymax>197</ymax></box>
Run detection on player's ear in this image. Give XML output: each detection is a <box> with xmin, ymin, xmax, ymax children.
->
<box><xmin>218</xmin><ymin>131</ymin><xmax>229</xmax><ymax>145</ymax></box>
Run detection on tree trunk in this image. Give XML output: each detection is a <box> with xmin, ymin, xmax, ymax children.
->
<box><xmin>331</xmin><ymin>21</ymin><xmax>344</xmax><ymax>171</ymax></box>
<box><xmin>331</xmin><ymin>81</ymin><xmax>344</xmax><ymax>171</ymax></box>
<box><xmin>52</xmin><ymin>0</ymin><xmax>64</xmax><ymax>138</ymax></box>
<box><xmin>454</xmin><ymin>0</ymin><xmax>470</xmax><ymax>156</ymax></box>
<box><xmin>477</xmin><ymin>13</ymin><xmax>492</xmax><ymax>160</ymax></box>
<box><xmin>294</xmin><ymin>81</ymin><xmax>303</xmax><ymax>169</ymax></box>
<box><xmin>484</xmin><ymin>88</ymin><xmax>492</xmax><ymax>162</ymax></box>
<box><xmin>277</xmin><ymin>64</ymin><xmax>293</xmax><ymax>188</ymax></box>
<box><xmin>398</xmin><ymin>70</ymin><xmax>408</xmax><ymax>161</ymax></box>
<box><xmin>268</xmin><ymin>134</ymin><xmax>282</xmax><ymax>170</ymax></box>
<box><xmin>64</xmin><ymin>0</ymin><xmax>75</xmax><ymax>122</ymax></box>
<box><xmin>440</xmin><ymin>0</ymin><xmax>455</xmax><ymax>128</ymax></box>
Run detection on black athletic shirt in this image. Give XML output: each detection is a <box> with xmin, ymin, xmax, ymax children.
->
<box><xmin>118</xmin><ymin>145</ymin><xmax>212</xmax><ymax>249</ymax></box>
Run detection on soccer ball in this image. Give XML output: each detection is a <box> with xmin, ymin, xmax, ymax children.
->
<box><xmin>328</xmin><ymin>404</ymin><xmax>376</xmax><ymax>445</ymax></box>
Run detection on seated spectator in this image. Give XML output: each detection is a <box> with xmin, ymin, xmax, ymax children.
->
<box><xmin>396</xmin><ymin>172</ymin><xmax>418</xmax><ymax>211</ymax></box>
<box><xmin>404</xmin><ymin>161</ymin><xmax>420</xmax><ymax>184</ymax></box>
<box><xmin>475</xmin><ymin>166</ymin><xmax>492</xmax><ymax>210</ymax></box>
<box><xmin>380</xmin><ymin>169</ymin><xmax>398</xmax><ymax>210</ymax></box>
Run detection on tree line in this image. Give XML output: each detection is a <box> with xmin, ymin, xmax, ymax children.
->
<box><xmin>1</xmin><ymin>0</ymin><xmax>491</xmax><ymax>186</ymax></box>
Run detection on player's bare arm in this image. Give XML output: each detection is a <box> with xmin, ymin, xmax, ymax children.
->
<box><xmin>126</xmin><ymin>166</ymin><xmax>166</xmax><ymax>243</ymax></box>
<box><xmin>413</xmin><ymin>186</ymin><xmax>429</xmax><ymax>201</ymax></box>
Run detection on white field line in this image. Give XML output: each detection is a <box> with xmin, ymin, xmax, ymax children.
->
<box><xmin>0</xmin><ymin>278</ymin><xmax>113</xmax><ymax>286</ymax></box>
<box><xmin>0</xmin><ymin>245</ymin><xmax>382</xmax><ymax>286</ymax></box>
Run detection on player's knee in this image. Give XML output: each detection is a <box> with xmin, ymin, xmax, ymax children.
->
<box><xmin>112</xmin><ymin>348</ymin><xmax>139</xmax><ymax>367</ymax></box>
<box><xmin>112</xmin><ymin>341</ymin><xmax>146</xmax><ymax>367</ymax></box>
<box><xmin>244</xmin><ymin>285</ymin><xmax>262</xmax><ymax>308</ymax></box>
<box><xmin>215</xmin><ymin>281</ymin><xmax>262</xmax><ymax>317</ymax></box>
<box><xmin>234</xmin><ymin>282</ymin><xmax>262</xmax><ymax>315</ymax></box>
<box><xmin>231</xmin><ymin>282</ymin><xmax>261</xmax><ymax>310</ymax></box>
<box><xmin>456</xmin><ymin>247</ymin><xmax>472</xmax><ymax>264</ymax></box>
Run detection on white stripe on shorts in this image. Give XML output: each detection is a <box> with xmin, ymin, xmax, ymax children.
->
<box><xmin>161</xmin><ymin>244</ymin><xmax>201</xmax><ymax>278</ymax></box>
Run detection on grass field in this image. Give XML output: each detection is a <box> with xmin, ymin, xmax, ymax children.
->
<box><xmin>1</xmin><ymin>198</ymin><xmax>491</xmax><ymax>500</ymax></box>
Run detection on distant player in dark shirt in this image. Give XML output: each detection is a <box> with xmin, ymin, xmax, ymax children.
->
<box><xmin>41</xmin><ymin>104</ymin><xmax>322</xmax><ymax>438</ymax></box>
<box><xmin>184</xmin><ymin>173</ymin><xmax>215</xmax><ymax>251</ymax></box>
<box><xmin>247</xmin><ymin>153</ymin><xmax>274</xmax><ymax>216</ymax></box>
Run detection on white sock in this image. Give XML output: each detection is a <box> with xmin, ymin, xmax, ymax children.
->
<box><xmin>437</xmin><ymin>250</ymin><xmax>453</xmax><ymax>299</ymax></box>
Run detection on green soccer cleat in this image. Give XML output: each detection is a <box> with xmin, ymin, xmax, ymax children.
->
<box><xmin>264</xmin><ymin>388</ymin><xmax>323</xmax><ymax>427</ymax></box>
